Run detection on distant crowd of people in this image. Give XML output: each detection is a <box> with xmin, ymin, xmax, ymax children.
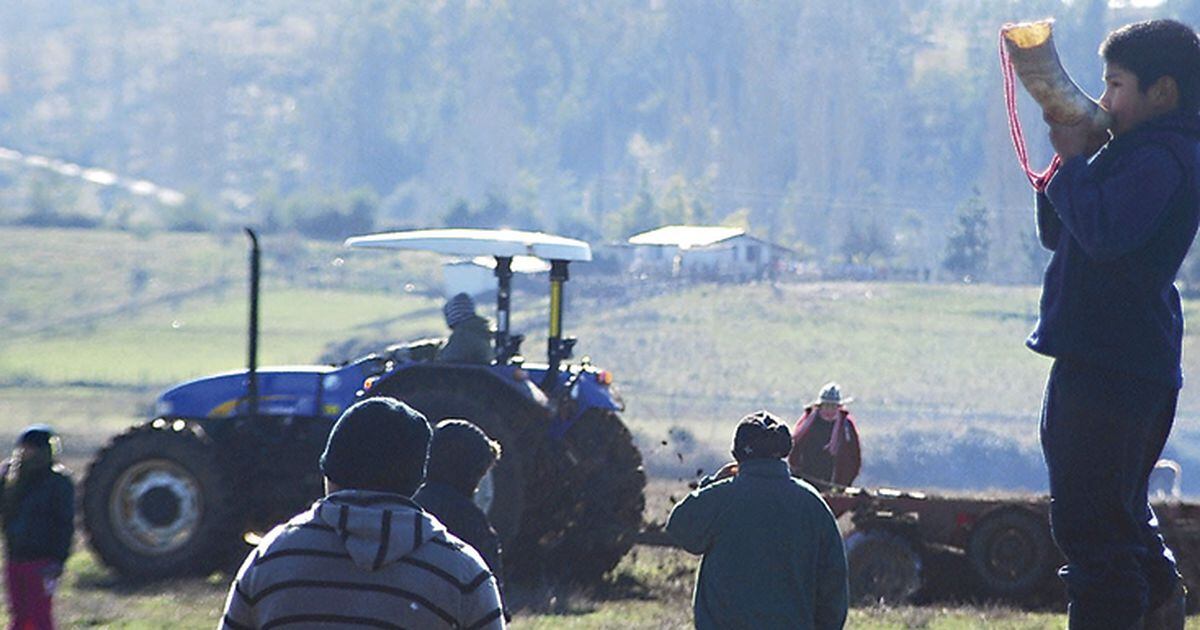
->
<box><xmin>0</xmin><ymin>380</ymin><xmax>864</xmax><ymax>630</ymax></box>
<box><xmin>212</xmin><ymin>389</ymin><xmax>863</xmax><ymax>630</ymax></box>
<box><xmin>213</xmin><ymin>380</ymin><xmax>866</xmax><ymax>629</ymax></box>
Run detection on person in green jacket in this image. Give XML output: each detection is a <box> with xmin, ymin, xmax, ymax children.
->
<box><xmin>437</xmin><ymin>292</ymin><xmax>494</xmax><ymax>364</ymax></box>
<box><xmin>667</xmin><ymin>410</ymin><xmax>848</xmax><ymax>630</ymax></box>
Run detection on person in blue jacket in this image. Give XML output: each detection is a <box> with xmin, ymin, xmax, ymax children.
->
<box><xmin>1031</xmin><ymin>19</ymin><xmax>1200</xmax><ymax>630</ymax></box>
<box><xmin>666</xmin><ymin>410</ymin><xmax>847</xmax><ymax>630</ymax></box>
<box><xmin>414</xmin><ymin>419</ymin><xmax>505</xmax><ymax>581</ymax></box>
<box><xmin>0</xmin><ymin>425</ymin><xmax>74</xmax><ymax>630</ymax></box>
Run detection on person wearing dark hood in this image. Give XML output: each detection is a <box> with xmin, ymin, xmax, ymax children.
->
<box><xmin>220</xmin><ymin>397</ymin><xmax>504</xmax><ymax>630</ymax></box>
<box><xmin>666</xmin><ymin>411</ymin><xmax>847</xmax><ymax>630</ymax></box>
<box><xmin>438</xmin><ymin>292</ymin><xmax>494</xmax><ymax>364</ymax></box>
<box><xmin>1029</xmin><ymin>19</ymin><xmax>1200</xmax><ymax>630</ymax></box>
<box><xmin>0</xmin><ymin>425</ymin><xmax>74</xmax><ymax>630</ymax></box>
<box><xmin>414</xmin><ymin>419</ymin><xmax>504</xmax><ymax>579</ymax></box>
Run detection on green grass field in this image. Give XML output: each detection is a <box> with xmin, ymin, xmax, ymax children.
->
<box><xmin>16</xmin><ymin>226</ymin><xmax>1200</xmax><ymax>434</ymax></box>
<box><xmin>11</xmin><ymin>226</ymin><xmax>1200</xmax><ymax>492</ymax></box>
<box><xmin>0</xmin><ymin>288</ymin><xmax>443</xmax><ymax>386</ymax></box>
<box><xmin>0</xmin><ymin>546</ymin><xmax>1083</xmax><ymax>629</ymax></box>
<box><xmin>7</xmin><ymin>226</ymin><xmax>1200</xmax><ymax>626</ymax></box>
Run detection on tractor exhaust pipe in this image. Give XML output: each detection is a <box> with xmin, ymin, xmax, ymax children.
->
<box><xmin>244</xmin><ymin>227</ymin><xmax>260</xmax><ymax>419</ymax></box>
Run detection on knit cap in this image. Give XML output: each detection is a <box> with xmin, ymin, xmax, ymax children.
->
<box><xmin>731</xmin><ymin>410</ymin><xmax>792</xmax><ymax>462</ymax></box>
<box><xmin>320</xmin><ymin>397</ymin><xmax>431</xmax><ymax>495</ymax></box>
<box><xmin>443</xmin><ymin>292</ymin><xmax>477</xmax><ymax>328</ymax></box>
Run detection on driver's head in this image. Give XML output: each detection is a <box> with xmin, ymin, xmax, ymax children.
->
<box><xmin>425</xmin><ymin>419</ymin><xmax>502</xmax><ymax>495</ymax></box>
<box><xmin>443</xmin><ymin>292</ymin><xmax>477</xmax><ymax>328</ymax></box>
<box><xmin>320</xmin><ymin>397</ymin><xmax>431</xmax><ymax>496</ymax></box>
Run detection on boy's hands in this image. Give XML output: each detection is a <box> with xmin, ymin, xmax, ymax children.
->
<box><xmin>39</xmin><ymin>562</ymin><xmax>63</xmax><ymax>580</ymax></box>
<box><xmin>1047</xmin><ymin>117</ymin><xmax>1110</xmax><ymax>159</ymax></box>
<box><xmin>713</xmin><ymin>462</ymin><xmax>739</xmax><ymax>480</ymax></box>
<box><xmin>40</xmin><ymin>562</ymin><xmax>62</xmax><ymax>595</ymax></box>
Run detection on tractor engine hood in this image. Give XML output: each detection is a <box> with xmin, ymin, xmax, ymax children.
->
<box><xmin>154</xmin><ymin>363</ymin><xmax>371</xmax><ymax>421</ymax></box>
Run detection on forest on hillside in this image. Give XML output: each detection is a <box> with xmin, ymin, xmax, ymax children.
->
<box><xmin>0</xmin><ymin>0</ymin><xmax>1195</xmax><ymax>282</ymax></box>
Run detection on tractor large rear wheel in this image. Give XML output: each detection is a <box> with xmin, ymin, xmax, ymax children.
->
<box><xmin>395</xmin><ymin>390</ymin><xmax>530</xmax><ymax>549</ymax></box>
<box><xmin>82</xmin><ymin>420</ymin><xmax>246</xmax><ymax>579</ymax></box>
<box><xmin>382</xmin><ymin>386</ymin><xmax>645</xmax><ymax>582</ymax></box>
<box><xmin>543</xmin><ymin>408</ymin><xmax>646</xmax><ymax>581</ymax></box>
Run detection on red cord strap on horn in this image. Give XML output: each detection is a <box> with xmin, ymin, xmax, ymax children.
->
<box><xmin>999</xmin><ymin>28</ymin><xmax>1061</xmax><ymax>192</ymax></box>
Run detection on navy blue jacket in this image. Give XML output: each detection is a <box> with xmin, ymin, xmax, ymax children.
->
<box><xmin>0</xmin><ymin>466</ymin><xmax>74</xmax><ymax>563</ymax></box>
<box><xmin>413</xmin><ymin>481</ymin><xmax>503</xmax><ymax>580</ymax></box>
<box><xmin>1029</xmin><ymin>111</ymin><xmax>1200</xmax><ymax>387</ymax></box>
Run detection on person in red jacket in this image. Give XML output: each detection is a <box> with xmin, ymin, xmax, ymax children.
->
<box><xmin>789</xmin><ymin>382</ymin><xmax>861</xmax><ymax>488</ymax></box>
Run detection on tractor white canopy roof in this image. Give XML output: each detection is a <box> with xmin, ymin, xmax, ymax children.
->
<box><xmin>471</xmin><ymin>255</ymin><xmax>551</xmax><ymax>273</ymax></box>
<box><xmin>345</xmin><ymin>228</ymin><xmax>592</xmax><ymax>262</ymax></box>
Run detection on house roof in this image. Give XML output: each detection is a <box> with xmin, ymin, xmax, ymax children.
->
<box><xmin>627</xmin><ymin>225</ymin><xmax>745</xmax><ymax>249</ymax></box>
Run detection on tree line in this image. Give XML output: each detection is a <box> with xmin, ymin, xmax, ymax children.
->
<box><xmin>2</xmin><ymin>0</ymin><xmax>1199</xmax><ymax>283</ymax></box>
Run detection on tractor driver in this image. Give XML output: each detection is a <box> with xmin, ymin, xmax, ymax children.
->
<box><xmin>437</xmin><ymin>293</ymin><xmax>493</xmax><ymax>364</ymax></box>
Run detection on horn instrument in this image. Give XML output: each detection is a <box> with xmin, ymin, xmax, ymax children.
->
<box><xmin>1001</xmin><ymin>19</ymin><xmax>1113</xmax><ymax>130</ymax></box>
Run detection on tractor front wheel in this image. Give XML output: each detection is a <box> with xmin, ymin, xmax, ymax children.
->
<box><xmin>82</xmin><ymin>420</ymin><xmax>246</xmax><ymax>579</ymax></box>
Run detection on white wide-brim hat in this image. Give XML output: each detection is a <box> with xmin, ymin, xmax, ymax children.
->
<box><xmin>810</xmin><ymin>381</ymin><xmax>852</xmax><ymax>406</ymax></box>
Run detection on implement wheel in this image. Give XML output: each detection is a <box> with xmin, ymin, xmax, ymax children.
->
<box><xmin>967</xmin><ymin>508</ymin><xmax>1056</xmax><ymax>600</ymax></box>
<box><xmin>845</xmin><ymin>529</ymin><xmax>923</xmax><ymax>605</ymax></box>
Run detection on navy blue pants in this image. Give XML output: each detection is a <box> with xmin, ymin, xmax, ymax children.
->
<box><xmin>1041</xmin><ymin>358</ymin><xmax>1180</xmax><ymax>629</ymax></box>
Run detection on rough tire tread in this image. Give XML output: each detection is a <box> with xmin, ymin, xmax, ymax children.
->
<box><xmin>82</xmin><ymin>421</ymin><xmax>246</xmax><ymax>580</ymax></box>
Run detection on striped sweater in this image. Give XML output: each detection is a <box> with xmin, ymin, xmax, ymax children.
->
<box><xmin>220</xmin><ymin>489</ymin><xmax>504</xmax><ymax>629</ymax></box>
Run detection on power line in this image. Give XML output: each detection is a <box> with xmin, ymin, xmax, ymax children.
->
<box><xmin>594</xmin><ymin>173</ymin><xmax>1035</xmax><ymax>216</ymax></box>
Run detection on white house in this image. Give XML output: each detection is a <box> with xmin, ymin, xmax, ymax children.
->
<box><xmin>626</xmin><ymin>225</ymin><xmax>794</xmax><ymax>280</ymax></box>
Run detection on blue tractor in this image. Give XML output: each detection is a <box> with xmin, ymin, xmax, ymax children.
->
<box><xmin>81</xmin><ymin>228</ymin><xmax>646</xmax><ymax>582</ymax></box>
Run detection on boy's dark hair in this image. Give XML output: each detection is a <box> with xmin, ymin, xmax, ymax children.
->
<box><xmin>425</xmin><ymin>419</ymin><xmax>502</xmax><ymax>493</ymax></box>
<box><xmin>319</xmin><ymin>397</ymin><xmax>431</xmax><ymax>496</ymax></box>
<box><xmin>1101</xmin><ymin>19</ymin><xmax>1200</xmax><ymax>113</ymax></box>
<box><xmin>15</xmin><ymin>424</ymin><xmax>56</xmax><ymax>451</ymax></box>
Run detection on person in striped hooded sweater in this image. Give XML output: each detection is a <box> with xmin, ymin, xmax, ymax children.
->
<box><xmin>220</xmin><ymin>397</ymin><xmax>504</xmax><ymax>630</ymax></box>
